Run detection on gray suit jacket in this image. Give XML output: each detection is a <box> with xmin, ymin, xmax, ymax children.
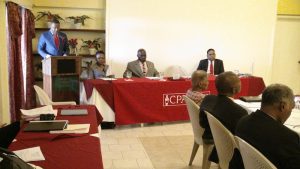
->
<box><xmin>123</xmin><ymin>60</ymin><xmax>159</xmax><ymax>78</ymax></box>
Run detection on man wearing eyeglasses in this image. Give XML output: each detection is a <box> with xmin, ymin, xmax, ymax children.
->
<box><xmin>197</xmin><ymin>48</ymin><xmax>224</xmax><ymax>75</ymax></box>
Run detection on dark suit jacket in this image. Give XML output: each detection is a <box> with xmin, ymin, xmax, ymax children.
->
<box><xmin>197</xmin><ymin>59</ymin><xmax>224</xmax><ymax>75</ymax></box>
<box><xmin>38</xmin><ymin>31</ymin><xmax>69</xmax><ymax>59</ymax></box>
<box><xmin>200</xmin><ymin>95</ymin><xmax>248</xmax><ymax>168</ymax></box>
<box><xmin>0</xmin><ymin>121</ymin><xmax>20</xmax><ymax>148</ymax></box>
<box><xmin>123</xmin><ymin>60</ymin><xmax>159</xmax><ymax>78</ymax></box>
<box><xmin>236</xmin><ymin>110</ymin><xmax>300</xmax><ymax>169</ymax></box>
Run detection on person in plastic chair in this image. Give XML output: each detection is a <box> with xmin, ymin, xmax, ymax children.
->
<box><xmin>199</xmin><ymin>71</ymin><xmax>248</xmax><ymax>169</ymax></box>
<box><xmin>197</xmin><ymin>48</ymin><xmax>224</xmax><ymax>75</ymax></box>
<box><xmin>37</xmin><ymin>18</ymin><xmax>69</xmax><ymax>59</ymax></box>
<box><xmin>236</xmin><ymin>84</ymin><xmax>300</xmax><ymax>169</ymax></box>
<box><xmin>123</xmin><ymin>49</ymin><xmax>159</xmax><ymax>78</ymax></box>
<box><xmin>186</xmin><ymin>70</ymin><xmax>209</xmax><ymax>105</ymax></box>
<box><xmin>0</xmin><ymin>122</ymin><xmax>20</xmax><ymax>148</ymax></box>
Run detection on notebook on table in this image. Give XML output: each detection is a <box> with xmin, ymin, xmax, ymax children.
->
<box><xmin>240</xmin><ymin>96</ymin><xmax>262</xmax><ymax>102</ymax></box>
<box><xmin>23</xmin><ymin>120</ymin><xmax>68</xmax><ymax>132</ymax></box>
<box><xmin>60</xmin><ymin>109</ymin><xmax>88</xmax><ymax>116</ymax></box>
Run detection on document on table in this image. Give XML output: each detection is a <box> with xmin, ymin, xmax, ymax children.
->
<box><xmin>285</xmin><ymin>109</ymin><xmax>300</xmax><ymax>126</ymax></box>
<box><xmin>99</xmin><ymin>77</ymin><xmax>117</xmax><ymax>81</ymax></box>
<box><xmin>21</xmin><ymin>105</ymin><xmax>57</xmax><ymax>121</ymax></box>
<box><xmin>49</xmin><ymin>124</ymin><xmax>90</xmax><ymax>134</ymax></box>
<box><xmin>13</xmin><ymin>146</ymin><xmax>45</xmax><ymax>162</ymax></box>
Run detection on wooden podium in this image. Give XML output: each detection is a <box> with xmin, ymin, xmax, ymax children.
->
<box><xmin>42</xmin><ymin>56</ymin><xmax>81</xmax><ymax>104</ymax></box>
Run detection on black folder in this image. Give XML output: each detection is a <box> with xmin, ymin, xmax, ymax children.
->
<box><xmin>24</xmin><ymin>120</ymin><xmax>68</xmax><ymax>132</ymax></box>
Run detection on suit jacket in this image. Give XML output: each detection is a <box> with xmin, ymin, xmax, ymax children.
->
<box><xmin>197</xmin><ymin>59</ymin><xmax>224</xmax><ymax>75</ymax></box>
<box><xmin>123</xmin><ymin>60</ymin><xmax>159</xmax><ymax>78</ymax></box>
<box><xmin>236</xmin><ymin>110</ymin><xmax>300</xmax><ymax>169</ymax></box>
<box><xmin>37</xmin><ymin>31</ymin><xmax>69</xmax><ymax>59</ymax></box>
<box><xmin>0</xmin><ymin>121</ymin><xmax>20</xmax><ymax>148</ymax></box>
<box><xmin>200</xmin><ymin>95</ymin><xmax>248</xmax><ymax>168</ymax></box>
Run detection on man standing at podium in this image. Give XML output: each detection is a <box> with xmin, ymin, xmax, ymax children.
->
<box><xmin>37</xmin><ymin>18</ymin><xmax>69</xmax><ymax>59</ymax></box>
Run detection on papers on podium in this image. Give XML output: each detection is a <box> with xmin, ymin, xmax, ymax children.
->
<box><xmin>13</xmin><ymin>146</ymin><xmax>45</xmax><ymax>162</ymax></box>
<box><xmin>49</xmin><ymin>124</ymin><xmax>90</xmax><ymax>134</ymax></box>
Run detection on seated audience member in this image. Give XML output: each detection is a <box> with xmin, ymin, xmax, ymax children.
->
<box><xmin>186</xmin><ymin>70</ymin><xmax>209</xmax><ymax>105</ymax></box>
<box><xmin>91</xmin><ymin>51</ymin><xmax>112</xmax><ymax>79</ymax></box>
<box><xmin>0</xmin><ymin>121</ymin><xmax>20</xmax><ymax>148</ymax></box>
<box><xmin>236</xmin><ymin>84</ymin><xmax>300</xmax><ymax>169</ymax></box>
<box><xmin>199</xmin><ymin>71</ymin><xmax>248</xmax><ymax>169</ymax></box>
<box><xmin>197</xmin><ymin>48</ymin><xmax>224</xmax><ymax>75</ymax></box>
<box><xmin>123</xmin><ymin>48</ymin><xmax>159</xmax><ymax>78</ymax></box>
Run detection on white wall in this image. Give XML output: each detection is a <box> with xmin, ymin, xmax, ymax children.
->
<box><xmin>271</xmin><ymin>16</ymin><xmax>300</xmax><ymax>94</ymax></box>
<box><xmin>106</xmin><ymin>0</ymin><xmax>278</xmax><ymax>82</ymax></box>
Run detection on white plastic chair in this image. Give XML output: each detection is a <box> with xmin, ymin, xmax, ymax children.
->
<box><xmin>33</xmin><ymin>85</ymin><xmax>76</xmax><ymax>106</ymax></box>
<box><xmin>164</xmin><ymin>65</ymin><xmax>188</xmax><ymax>77</ymax></box>
<box><xmin>183</xmin><ymin>96</ymin><xmax>214</xmax><ymax>168</ymax></box>
<box><xmin>205</xmin><ymin>111</ymin><xmax>238</xmax><ymax>169</ymax></box>
<box><xmin>235</xmin><ymin>136</ymin><xmax>277</xmax><ymax>169</ymax></box>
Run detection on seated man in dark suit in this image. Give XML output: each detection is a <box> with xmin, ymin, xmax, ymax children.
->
<box><xmin>0</xmin><ymin>121</ymin><xmax>20</xmax><ymax>148</ymax></box>
<box><xmin>236</xmin><ymin>84</ymin><xmax>300</xmax><ymax>169</ymax></box>
<box><xmin>197</xmin><ymin>48</ymin><xmax>224</xmax><ymax>75</ymax></box>
<box><xmin>123</xmin><ymin>49</ymin><xmax>159</xmax><ymax>78</ymax></box>
<box><xmin>199</xmin><ymin>71</ymin><xmax>248</xmax><ymax>168</ymax></box>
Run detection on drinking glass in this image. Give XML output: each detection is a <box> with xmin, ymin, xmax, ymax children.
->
<box><xmin>126</xmin><ymin>71</ymin><xmax>132</xmax><ymax>79</ymax></box>
<box><xmin>159</xmin><ymin>72</ymin><xmax>164</xmax><ymax>80</ymax></box>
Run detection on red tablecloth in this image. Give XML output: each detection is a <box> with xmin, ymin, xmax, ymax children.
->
<box><xmin>84</xmin><ymin>76</ymin><xmax>265</xmax><ymax>125</ymax></box>
<box><xmin>9</xmin><ymin>105</ymin><xmax>103</xmax><ymax>169</ymax></box>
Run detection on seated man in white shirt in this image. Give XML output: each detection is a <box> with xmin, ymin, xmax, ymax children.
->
<box><xmin>123</xmin><ymin>49</ymin><xmax>159</xmax><ymax>78</ymax></box>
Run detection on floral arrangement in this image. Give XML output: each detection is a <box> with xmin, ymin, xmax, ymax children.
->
<box><xmin>81</xmin><ymin>38</ymin><xmax>101</xmax><ymax>50</ymax></box>
<box><xmin>35</xmin><ymin>11</ymin><xmax>64</xmax><ymax>22</ymax></box>
<box><xmin>68</xmin><ymin>38</ymin><xmax>78</xmax><ymax>48</ymax></box>
<box><xmin>66</xmin><ymin>15</ymin><xmax>92</xmax><ymax>26</ymax></box>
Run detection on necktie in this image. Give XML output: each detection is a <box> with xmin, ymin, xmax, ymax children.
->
<box><xmin>142</xmin><ymin>62</ymin><xmax>146</xmax><ymax>76</ymax></box>
<box><xmin>210</xmin><ymin>61</ymin><xmax>214</xmax><ymax>75</ymax></box>
<box><xmin>54</xmin><ymin>34</ymin><xmax>59</xmax><ymax>49</ymax></box>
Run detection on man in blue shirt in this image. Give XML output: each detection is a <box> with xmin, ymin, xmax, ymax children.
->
<box><xmin>37</xmin><ymin>19</ymin><xmax>69</xmax><ymax>59</ymax></box>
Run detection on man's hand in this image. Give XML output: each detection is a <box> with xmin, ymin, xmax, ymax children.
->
<box><xmin>45</xmin><ymin>54</ymin><xmax>51</xmax><ymax>59</ymax></box>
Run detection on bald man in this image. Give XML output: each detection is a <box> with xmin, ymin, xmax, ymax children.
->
<box><xmin>123</xmin><ymin>49</ymin><xmax>159</xmax><ymax>78</ymax></box>
<box><xmin>236</xmin><ymin>84</ymin><xmax>300</xmax><ymax>169</ymax></box>
<box><xmin>199</xmin><ymin>71</ymin><xmax>247</xmax><ymax>169</ymax></box>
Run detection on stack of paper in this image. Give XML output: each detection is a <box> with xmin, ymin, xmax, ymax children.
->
<box><xmin>99</xmin><ymin>77</ymin><xmax>117</xmax><ymax>81</ymax></box>
<box><xmin>21</xmin><ymin>105</ymin><xmax>57</xmax><ymax>121</ymax></box>
<box><xmin>13</xmin><ymin>146</ymin><xmax>45</xmax><ymax>162</ymax></box>
<box><xmin>49</xmin><ymin>124</ymin><xmax>90</xmax><ymax>134</ymax></box>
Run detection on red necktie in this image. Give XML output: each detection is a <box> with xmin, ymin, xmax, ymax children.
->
<box><xmin>54</xmin><ymin>34</ymin><xmax>59</xmax><ymax>49</ymax></box>
<box><xmin>210</xmin><ymin>61</ymin><xmax>214</xmax><ymax>75</ymax></box>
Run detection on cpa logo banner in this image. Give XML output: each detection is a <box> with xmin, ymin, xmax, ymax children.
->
<box><xmin>163</xmin><ymin>91</ymin><xmax>210</xmax><ymax>107</ymax></box>
<box><xmin>163</xmin><ymin>93</ymin><xmax>185</xmax><ymax>107</ymax></box>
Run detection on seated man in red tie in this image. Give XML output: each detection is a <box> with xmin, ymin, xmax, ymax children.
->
<box><xmin>123</xmin><ymin>48</ymin><xmax>159</xmax><ymax>78</ymax></box>
<box><xmin>197</xmin><ymin>48</ymin><xmax>224</xmax><ymax>75</ymax></box>
<box><xmin>37</xmin><ymin>18</ymin><xmax>69</xmax><ymax>59</ymax></box>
